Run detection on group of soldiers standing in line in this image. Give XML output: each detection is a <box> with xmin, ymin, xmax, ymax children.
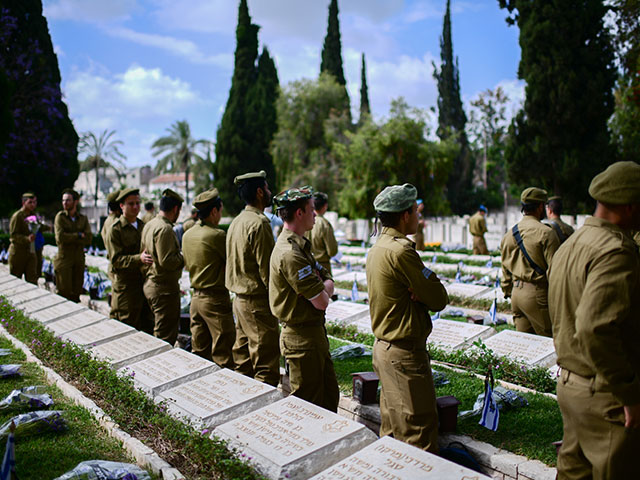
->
<box><xmin>7</xmin><ymin>161</ymin><xmax>640</xmax><ymax>478</ymax></box>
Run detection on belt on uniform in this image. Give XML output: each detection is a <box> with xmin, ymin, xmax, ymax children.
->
<box><xmin>514</xmin><ymin>279</ymin><xmax>546</xmax><ymax>288</ymax></box>
<box><xmin>235</xmin><ymin>293</ymin><xmax>268</xmax><ymax>299</ymax></box>
<box><xmin>282</xmin><ymin>319</ymin><xmax>325</xmax><ymax>329</ymax></box>
<box><xmin>193</xmin><ymin>287</ymin><xmax>225</xmax><ymax>295</ymax></box>
<box><xmin>376</xmin><ymin>338</ymin><xmax>425</xmax><ymax>351</ymax></box>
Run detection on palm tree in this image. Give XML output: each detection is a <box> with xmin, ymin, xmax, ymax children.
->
<box><xmin>79</xmin><ymin>130</ymin><xmax>127</xmax><ymax>206</ymax></box>
<box><xmin>151</xmin><ymin>120</ymin><xmax>211</xmax><ymax>204</ymax></box>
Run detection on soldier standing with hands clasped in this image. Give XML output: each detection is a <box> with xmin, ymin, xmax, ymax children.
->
<box><xmin>8</xmin><ymin>193</ymin><xmax>38</xmax><ymax>284</ymax></box>
<box><xmin>469</xmin><ymin>205</ymin><xmax>489</xmax><ymax>255</ymax></box>
<box><xmin>306</xmin><ymin>192</ymin><xmax>338</xmax><ymax>275</ymax></box>
<box><xmin>367</xmin><ymin>183</ymin><xmax>448</xmax><ymax>453</ymax></box>
<box><xmin>549</xmin><ymin>161</ymin><xmax>640</xmax><ymax>479</ymax></box>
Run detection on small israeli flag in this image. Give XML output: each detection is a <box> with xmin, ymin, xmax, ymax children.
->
<box><xmin>432</xmin><ymin>254</ymin><xmax>437</xmax><ymax>264</ymax></box>
<box><xmin>479</xmin><ymin>375</ymin><xmax>499</xmax><ymax>431</ymax></box>
<box><xmin>455</xmin><ymin>268</ymin><xmax>462</xmax><ymax>283</ymax></box>
<box><xmin>0</xmin><ymin>430</ymin><xmax>16</xmax><ymax>480</ymax></box>
<box><xmin>351</xmin><ymin>279</ymin><xmax>359</xmax><ymax>302</ymax></box>
<box><xmin>486</xmin><ymin>258</ymin><xmax>493</xmax><ymax>268</ymax></box>
<box><xmin>361</xmin><ymin>241</ymin><xmax>366</xmax><ymax>249</ymax></box>
<box><xmin>458</xmin><ymin>261</ymin><xmax>464</xmax><ymax>268</ymax></box>
<box><xmin>488</xmin><ymin>298</ymin><xmax>497</xmax><ymax>325</ymax></box>
<box><xmin>346</xmin><ymin>261</ymin><xmax>352</xmax><ymax>272</ymax></box>
<box><xmin>494</xmin><ymin>276</ymin><xmax>501</xmax><ymax>289</ymax></box>
<box><xmin>431</xmin><ymin>311</ymin><xmax>440</xmax><ymax>321</ymax></box>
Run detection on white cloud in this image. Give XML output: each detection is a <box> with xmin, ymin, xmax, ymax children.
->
<box><xmin>54</xmin><ymin>44</ymin><xmax>65</xmax><ymax>58</ymax></box>
<box><xmin>44</xmin><ymin>0</ymin><xmax>137</xmax><ymax>22</ymax></box>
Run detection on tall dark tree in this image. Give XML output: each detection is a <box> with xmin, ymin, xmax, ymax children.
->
<box><xmin>359</xmin><ymin>53</ymin><xmax>370</xmax><ymax>123</ymax></box>
<box><xmin>214</xmin><ymin>0</ymin><xmax>278</xmax><ymax>214</ymax></box>
<box><xmin>500</xmin><ymin>0</ymin><xmax>616</xmax><ymax>212</ymax></box>
<box><xmin>0</xmin><ymin>1</ymin><xmax>79</xmax><ymax>217</ymax></box>
<box><xmin>433</xmin><ymin>0</ymin><xmax>471</xmax><ymax>214</ymax></box>
<box><xmin>320</xmin><ymin>0</ymin><xmax>350</xmax><ymax>116</ymax></box>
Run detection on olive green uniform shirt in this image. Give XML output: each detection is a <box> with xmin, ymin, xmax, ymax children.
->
<box><xmin>182</xmin><ymin>220</ymin><xmax>227</xmax><ymax>291</ymax></box>
<box><xmin>549</xmin><ymin>217</ymin><xmax>640</xmax><ymax>406</ymax></box>
<box><xmin>140</xmin><ymin>215</ymin><xmax>183</xmax><ymax>294</ymax></box>
<box><xmin>545</xmin><ymin>217</ymin><xmax>575</xmax><ymax>243</ymax></box>
<box><xmin>500</xmin><ymin>215</ymin><xmax>560</xmax><ymax>297</ymax></box>
<box><xmin>54</xmin><ymin>210</ymin><xmax>92</xmax><ymax>268</ymax></box>
<box><xmin>225</xmin><ymin>206</ymin><xmax>275</xmax><ymax>296</ymax></box>
<box><xmin>107</xmin><ymin>216</ymin><xmax>145</xmax><ymax>282</ymax></box>
<box><xmin>306</xmin><ymin>215</ymin><xmax>338</xmax><ymax>272</ymax></box>
<box><xmin>366</xmin><ymin>227</ymin><xmax>449</xmax><ymax>344</ymax></box>
<box><xmin>9</xmin><ymin>208</ymin><xmax>32</xmax><ymax>253</ymax></box>
<box><xmin>183</xmin><ymin>218</ymin><xmax>196</xmax><ymax>232</ymax></box>
<box><xmin>269</xmin><ymin>228</ymin><xmax>331</xmax><ymax>325</ymax></box>
<box><xmin>141</xmin><ymin>212</ymin><xmax>155</xmax><ymax>224</ymax></box>
<box><xmin>469</xmin><ymin>212</ymin><xmax>488</xmax><ymax>237</ymax></box>
<box><xmin>101</xmin><ymin>213</ymin><xmax>120</xmax><ymax>257</ymax></box>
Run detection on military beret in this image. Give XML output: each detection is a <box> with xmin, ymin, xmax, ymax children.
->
<box><xmin>589</xmin><ymin>161</ymin><xmax>640</xmax><ymax>205</ymax></box>
<box><xmin>234</xmin><ymin>170</ymin><xmax>266</xmax><ymax>186</ymax></box>
<box><xmin>193</xmin><ymin>189</ymin><xmax>220</xmax><ymax>210</ymax></box>
<box><xmin>22</xmin><ymin>192</ymin><xmax>36</xmax><ymax>199</ymax></box>
<box><xmin>116</xmin><ymin>188</ymin><xmax>139</xmax><ymax>203</ymax></box>
<box><xmin>106</xmin><ymin>190</ymin><xmax>120</xmax><ymax>203</ymax></box>
<box><xmin>520</xmin><ymin>187</ymin><xmax>548</xmax><ymax>204</ymax></box>
<box><xmin>162</xmin><ymin>188</ymin><xmax>184</xmax><ymax>203</ymax></box>
<box><xmin>62</xmin><ymin>188</ymin><xmax>80</xmax><ymax>200</ymax></box>
<box><xmin>273</xmin><ymin>186</ymin><xmax>314</xmax><ymax>210</ymax></box>
<box><xmin>373</xmin><ymin>183</ymin><xmax>417</xmax><ymax>212</ymax></box>
<box><xmin>547</xmin><ymin>196</ymin><xmax>561</xmax><ymax>202</ymax></box>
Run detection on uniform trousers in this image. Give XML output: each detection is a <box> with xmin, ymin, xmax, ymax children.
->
<box><xmin>280</xmin><ymin>323</ymin><xmax>339</xmax><ymax>412</ymax></box>
<box><xmin>472</xmin><ymin>235</ymin><xmax>489</xmax><ymax>255</ymax></box>
<box><xmin>511</xmin><ymin>280</ymin><xmax>552</xmax><ymax>337</ymax></box>
<box><xmin>373</xmin><ymin>339</ymin><xmax>439</xmax><ymax>453</ymax></box>
<box><xmin>9</xmin><ymin>247</ymin><xmax>38</xmax><ymax>284</ymax></box>
<box><xmin>232</xmin><ymin>294</ymin><xmax>280</xmax><ymax>386</ymax></box>
<box><xmin>557</xmin><ymin>369</ymin><xmax>640</xmax><ymax>479</ymax></box>
<box><xmin>190</xmin><ymin>290</ymin><xmax>236</xmax><ymax>369</ymax></box>
<box><xmin>111</xmin><ymin>276</ymin><xmax>152</xmax><ymax>333</ymax></box>
<box><xmin>143</xmin><ymin>280</ymin><xmax>180</xmax><ymax>346</ymax></box>
<box><xmin>55</xmin><ymin>255</ymin><xmax>84</xmax><ymax>302</ymax></box>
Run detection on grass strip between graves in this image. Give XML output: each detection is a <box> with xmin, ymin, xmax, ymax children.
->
<box><xmin>0</xmin><ymin>336</ymin><xmax>158</xmax><ymax>480</ymax></box>
<box><xmin>328</xmin><ymin>337</ymin><xmax>562</xmax><ymax>467</ymax></box>
<box><xmin>0</xmin><ymin>297</ymin><xmax>265</xmax><ymax>480</ymax></box>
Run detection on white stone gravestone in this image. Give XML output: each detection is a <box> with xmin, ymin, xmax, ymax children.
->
<box><xmin>482</xmin><ymin>330</ymin><xmax>556</xmax><ymax>367</ymax></box>
<box><xmin>325</xmin><ymin>301</ymin><xmax>370</xmax><ymax>324</ymax></box>
<box><xmin>30</xmin><ymin>302</ymin><xmax>88</xmax><ymax>324</ymax></box>
<box><xmin>428</xmin><ymin>319</ymin><xmax>496</xmax><ymax>351</ymax></box>
<box><xmin>7</xmin><ymin>288</ymin><xmax>52</xmax><ymax>306</ymax></box>
<box><xmin>90</xmin><ymin>331</ymin><xmax>172</xmax><ymax>369</ymax></box>
<box><xmin>20</xmin><ymin>293</ymin><xmax>67</xmax><ymax>314</ymax></box>
<box><xmin>46</xmin><ymin>309</ymin><xmax>108</xmax><ymax>336</ymax></box>
<box><xmin>61</xmin><ymin>319</ymin><xmax>135</xmax><ymax>347</ymax></box>
<box><xmin>0</xmin><ymin>281</ymin><xmax>38</xmax><ymax>297</ymax></box>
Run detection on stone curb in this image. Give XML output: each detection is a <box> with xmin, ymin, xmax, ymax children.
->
<box><xmin>0</xmin><ymin>324</ymin><xmax>185</xmax><ymax>480</ymax></box>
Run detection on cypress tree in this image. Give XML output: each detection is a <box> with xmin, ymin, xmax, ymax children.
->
<box><xmin>433</xmin><ymin>0</ymin><xmax>471</xmax><ymax>214</ymax></box>
<box><xmin>359</xmin><ymin>53</ymin><xmax>370</xmax><ymax>123</ymax></box>
<box><xmin>500</xmin><ymin>0</ymin><xmax>615</xmax><ymax>211</ymax></box>
<box><xmin>320</xmin><ymin>0</ymin><xmax>350</xmax><ymax>116</ymax></box>
<box><xmin>0</xmin><ymin>0</ymin><xmax>79</xmax><ymax>216</ymax></box>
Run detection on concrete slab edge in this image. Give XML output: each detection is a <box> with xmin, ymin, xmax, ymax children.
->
<box><xmin>0</xmin><ymin>324</ymin><xmax>185</xmax><ymax>480</ymax></box>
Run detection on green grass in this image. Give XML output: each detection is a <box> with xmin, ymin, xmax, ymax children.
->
<box><xmin>327</xmin><ymin>336</ymin><xmax>562</xmax><ymax>466</ymax></box>
<box><xmin>0</xmin><ymin>337</ymin><xmax>156</xmax><ymax>480</ymax></box>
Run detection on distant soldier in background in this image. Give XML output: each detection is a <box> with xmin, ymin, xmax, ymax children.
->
<box><xmin>107</xmin><ymin>188</ymin><xmax>154</xmax><ymax>332</ymax></box>
<box><xmin>413</xmin><ymin>199</ymin><xmax>426</xmax><ymax>251</ymax></box>
<box><xmin>182</xmin><ymin>208</ymin><xmax>198</xmax><ymax>232</ymax></box>
<box><xmin>100</xmin><ymin>190</ymin><xmax>121</xmax><ymax>256</ymax></box>
<box><xmin>226</xmin><ymin>170</ymin><xmax>280</xmax><ymax>386</ymax></box>
<box><xmin>306</xmin><ymin>192</ymin><xmax>338</xmax><ymax>275</ymax></box>
<box><xmin>469</xmin><ymin>205</ymin><xmax>489</xmax><ymax>255</ymax></box>
<box><xmin>54</xmin><ymin>189</ymin><xmax>92</xmax><ymax>302</ymax></box>
<box><xmin>500</xmin><ymin>188</ymin><xmax>559</xmax><ymax>337</ymax></box>
<box><xmin>141</xmin><ymin>202</ymin><xmax>155</xmax><ymax>224</ymax></box>
<box><xmin>183</xmin><ymin>189</ymin><xmax>235</xmax><ymax>368</ymax></box>
<box><xmin>141</xmin><ymin>189</ymin><xmax>184</xmax><ymax>345</ymax></box>
<box><xmin>545</xmin><ymin>196</ymin><xmax>574</xmax><ymax>244</ymax></box>
<box><xmin>9</xmin><ymin>193</ymin><xmax>38</xmax><ymax>283</ymax></box>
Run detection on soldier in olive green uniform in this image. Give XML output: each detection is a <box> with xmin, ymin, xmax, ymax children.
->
<box><xmin>469</xmin><ymin>205</ymin><xmax>489</xmax><ymax>255</ymax></box>
<box><xmin>9</xmin><ymin>193</ymin><xmax>38</xmax><ymax>284</ymax></box>
<box><xmin>183</xmin><ymin>189</ymin><xmax>235</xmax><ymax>368</ymax></box>
<box><xmin>182</xmin><ymin>208</ymin><xmax>198</xmax><ymax>232</ymax></box>
<box><xmin>549</xmin><ymin>162</ymin><xmax>640</xmax><ymax>479</ymax></box>
<box><xmin>226</xmin><ymin>171</ymin><xmax>280</xmax><ymax>386</ymax></box>
<box><xmin>141</xmin><ymin>189</ymin><xmax>184</xmax><ymax>345</ymax></box>
<box><xmin>306</xmin><ymin>192</ymin><xmax>338</xmax><ymax>274</ymax></box>
<box><xmin>500</xmin><ymin>188</ymin><xmax>559</xmax><ymax>337</ymax></box>
<box><xmin>100</xmin><ymin>190</ymin><xmax>121</xmax><ymax>252</ymax></box>
<box><xmin>270</xmin><ymin>187</ymin><xmax>339</xmax><ymax>411</ymax></box>
<box><xmin>107</xmin><ymin>188</ymin><xmax>153</xmax><ymax>332</ymax></box>
<box><xmin>544</xmin><ymin>196</ymin><xmax>574</xmax><ymax>244</ymax></box>
<box><xmin>54</xmin><ymin>189</ymin><xmax>92</xmax><ymax>302</ymax></box>
<box><xmin>367</xmin><ymin>184</ymin><xmax>449</xmax><ymax>453</ymax></box>
<box><xmin>141</xmin><ymin>202</ymin><xmax>155</xmax><ymax>224</ymax></box>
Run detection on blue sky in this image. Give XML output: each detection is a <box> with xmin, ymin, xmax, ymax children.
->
<box><xmin>42</xmin><ymin>0</ymin><xmax>524</xmax><ymax>168</ymax></box>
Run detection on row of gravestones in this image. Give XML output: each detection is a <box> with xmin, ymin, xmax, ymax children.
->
<box><xmin>0</xmin><ymin>266</ymin><xmax>491</xmax><ymax>479</ymax></box>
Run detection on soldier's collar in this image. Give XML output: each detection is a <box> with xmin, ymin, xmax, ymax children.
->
<box><xmin>585</xmin><ymin>216</ymin><xmax>632</xmax><ymax>236</ymax></box>
<box><xmin>282</xmin><ymin>227</ymin><xmax>309</xmax><ymax>249</ymax></box>
<box><xmin>245</xmin><ymin>205</ymin><xmax>264</xmax><ymax>215</ymax></box>
<box><xmin>381</xmin><ymin>226</ymin><xmax>415</xmax><ymax>247</ymax></box>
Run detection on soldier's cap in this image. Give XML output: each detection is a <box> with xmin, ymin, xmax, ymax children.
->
<box><xmin>373</xmin><ymin>183</ymin><xmax>417</xmax><ymax>212</ymax></box>
<box><xmin>62</xmin><ymin>188</ymin><xmax>80</xmax><ymax>199</ymax></box>
<box><xmin>589</xmin><ymin>161</ymin><xmax>640</xmax><ymax>205</ymax></box>
<box><xmin>106</xmin><ymin>190</ymin><xmax>120</xmax><ymax>203</ymax></box>
<box><xmin>116</xmin><ymin>188</ymin><xmax>139</xmax><ymax>203</ymax></box>
<box><xmin>273</xmin><ymin>186</ymin><xmax>314</xmax><ymax>210</ymax></box>
<box><xmin>193</xmin><ymin>189</ymin><xmax>220</xmax><ymax>210</ymax></box>
<box><xmin>479</xmin><ymin>205</ymin><xmax>488</xmax><ymax>213</ymax></box>
<box><xmin>162</xmin><ymin>188</ymin><xmax>184</xmax><ymax>203</ymax></box>
<box><xmin>22</xmin><ymin>192</ymin><xmax>36</xmax><ymax>199</ymax></box>
<box><xmin>520</xmin><ymin>187</ymin><xmax>548</xmax><ymax>205</ymax></box>
<box><xmin>234</xmin><ymin>170</ymin><xmax>266</xmax><ymax>186</ymax></box>
<box><xmin>547</xmin><ymin>196</ymin><xmax>561</xmax><ymax>203</ymax></box>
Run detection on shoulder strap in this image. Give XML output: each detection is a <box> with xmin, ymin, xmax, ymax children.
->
<box><xmin>511</xmin><ymin>224</ymin><xmax>546</xmax><ymax>276</ymax></box>
<box><xmin>550</xmin><ymin>221</ymin><xmax>567</xmax><ymax>243</ymax></box>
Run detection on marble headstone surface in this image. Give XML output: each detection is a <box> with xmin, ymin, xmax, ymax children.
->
<box><xmin>325</xmin><ymin>301</ymin><xmax>370</xmax><ymax>324</ymax></box>
<box><xmin>61</xmin><ymin>319</ymin><xmax>135</xmax><ymax>347</ymax></box>
<box><xmin>482</xmin><ymin>330</ymin><xmax>556</xmax><ymax>367</ymax></box>
<box><xmin>428</xmin><ymin>319</ymin><xmax>495</xmax><ymax>351</ymax></box>
<box><xmin>30</xmin><ymin>302</ymin><xmax>90</xmax><ymax>325</ymax></box>
<box><xmin>90</xmin><ymin>331</ymin><xmax>172</xmax><ymax>369</ymax></box>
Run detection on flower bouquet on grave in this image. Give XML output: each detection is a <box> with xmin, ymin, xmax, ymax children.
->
<box><xmin>25</xmin><ymin>215</ymin><xmax>43</xmax><ymax>254</ymax></box>
<box><xmin>0</xmin><ymin>386</ymin><xmax>53</xmax><ymax>411</ymax></box>
<box><xmin>54</xmin><ymin>460</ymin><xmax>151</xmax><ymax>480</ymax></box>
<box><xmin>0</xmin><ymin>410</ymin><xmax>67</xmax><ymax>438</ymax></box>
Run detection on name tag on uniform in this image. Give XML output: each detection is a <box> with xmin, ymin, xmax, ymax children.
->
<box><xmin>422</xmin><ymin>267</ymin><xmax>433</xmax><ymax>279</ymax></box>
<box><xmin>298</xmin><ymin>265</ymin><xmax>313</xmax><ymax>280</ymax></box>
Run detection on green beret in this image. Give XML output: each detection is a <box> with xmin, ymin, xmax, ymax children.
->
<box><xmin>116</xmin><ymin>188</ymin><xmax>139</xmax><ymax>203</ymax></box>
<box><xmin>22</xmin><ymin>192</ymin><xmax>36</xmax><ymax>199</ymax></box>
<box><xmin>162</xmin><ymin>188</ymin><xmax>184</xmax><ymax>203</ymax></box>
<box><xmin>520</xmin><ymin>187</ymin><xmax>548</xmax><ymax>204</ymax></box>
<box><xmin>373</xmin><ymin>183</ymin><xmax>417</xmax><ymax>212</ymax></box>
<box><xmin>274</xmin><ymin>186</ymin><xmax>313</xmax><ymax>210</ymax></box>
<box><xmin>106</xmin><ymin>190</ymin><xmax>120</xmax><ymax>203</ymax></box>
<box><xmin>589</xmin><ymin>161</ymin><xmax>640</xmax><ymax>205</ymax></box>
<box><xmin>234</xmin><ymin>170</ymin><xmax>266</xmax><ymax>186</ymax></box>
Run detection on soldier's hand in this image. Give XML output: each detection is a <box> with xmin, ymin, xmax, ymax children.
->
<box><xmin>140</xmin><ymin>250</ymin><xmax>153</xmax><ymax>265</ymax></box>
<box><xmin>624</xmin><ymin>404</ymin><xmax>640</xmax><ymax>429</ymax></box>
<box><xmin>28</xmin><ymin>234</ymin><xmax>35</xmax><ymax>242</ymax></box>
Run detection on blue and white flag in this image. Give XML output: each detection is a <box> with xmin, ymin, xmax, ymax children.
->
<box><xmin>431</xmin><ymin>311</ymin><xmax>440</xmax><ymax>321</ymax></box>
<box><xmin>432</xmin><ymin>254</ymin><xmax>437</xmax><ymax>264</ymax></box>
<box><xmin>351</xmin><ymin>279</ymin><xmax>359</xmax><ymax>302</ymax></box>
<box><xmin>0</xmin><ymin>431</ymin><xmax>16</xmax><ymax>480</ymax></box>
<box><xmin>361</xmin><ymin>241</ymin><xmax>366</xmax><ymax>249</ymax></box>
<box><xmin>479</xmin><ymin>375</ymin><xmax>499</xmax><ymax>431</ymax></box>
<box><xmin>488</xmin><ymin>298</ymin><xmax>497</xmax><ymax>325</ymax></box>
<box><xmin>346</xmin><ymin>261</ymin><xmax>352</xmax><ymax>272</ymax></box>
<box><xmin>485</xmin><ymin>258</ymin><xmax>493</xmax><ymax>268</ymax></box>
<box><xmin>494</xmin><ymin>275</ymin><xmax>500</xmax><ymax>289</ymax></box>
<box><xmin>455</xmin><ymin>268</ymin><xmax>462</xmax><ymax>283</ymax></box>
